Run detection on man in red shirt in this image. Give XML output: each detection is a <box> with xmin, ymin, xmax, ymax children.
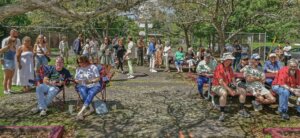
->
<box><xmin>272</xmin><ymin>59</ymin><xmax>300</xmax><ymax>120</ymax></box>
<box><xmin>212</xmin><ymin>52</ymin><xmax>250</xmax><ymax>121</ymax></box>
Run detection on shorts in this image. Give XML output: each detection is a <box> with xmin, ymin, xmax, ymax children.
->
<box><xmin>2</xmin><ymin>59</ymin><xmax>15</xmax><ymax>70</ymax></box>
<box><xmin>247</xmin><ymin>85</ymin><xmax>270</xmax><ymax>96</ymax></box>
<box><xmin>211</xmin><ymin>85</ymin><xmax>245</xmax><ymax>96</ymax></box>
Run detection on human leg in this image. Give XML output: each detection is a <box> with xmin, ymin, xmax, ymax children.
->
<box><xmin>197</xmin><ymin>76</ymin><xmax>209</xmax><ymax>97</ymax></box>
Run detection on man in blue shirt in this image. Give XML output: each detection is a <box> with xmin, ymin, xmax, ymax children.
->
<box><xmin>264</xmin><ymin>53</ymin><xmax>282</xmax><ymax>86</ymax></box>
<box><xmin>148</xmin><ymin>37</ymin><xmax>157</xmax><ymax>72</ymax></box>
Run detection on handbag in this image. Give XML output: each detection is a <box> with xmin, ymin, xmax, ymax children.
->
<box><xmin>94</xmin><ymin>100</ymin><xmax>108</xmax><ymax>115</ymax></box>
<box><xmin>45</xmin><ymin>55</ymin><xmax>51</xmax><ymax>62</ymax></box>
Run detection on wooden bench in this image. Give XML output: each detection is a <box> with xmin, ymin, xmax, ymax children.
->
<box><xmin>187</xmin><ymin>72</ymin><xmax>277</xmax><ymax>106</ymax></box>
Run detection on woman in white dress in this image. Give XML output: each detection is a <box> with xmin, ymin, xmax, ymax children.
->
<box><xmin>16</xmin><ymin>36</ymin><xmax>34</xmax><ymax>92</ymax></box>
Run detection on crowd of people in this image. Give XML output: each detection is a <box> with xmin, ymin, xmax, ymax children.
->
<box><xmin>196</xmin><ymin>50</ymin><xmax>300</xmax><ymax>121</ymax></box>
<box><xmin>1</xmin><ymin>28</ymin><xmax>300</xmax><ymax>122</ymax></box>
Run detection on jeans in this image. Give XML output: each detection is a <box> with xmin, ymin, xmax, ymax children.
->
<box><xmin>35</xmin><ymin>55</ymin><xmax>48</xmax><ymax>70</ymax></box>
<box><xmin>127</xmin><ymin>59</ymin><xmax>134</xmax><ymax>75</ymax></box>
<box><xmin>197</xmin><ymin>76</ymin><xmax>209</xmax><ymax>94</ymax></box>
<box><xmin>36</xmin><ymin>84</ymin><xmax>60</xmax><ymax>110</ymax></box>
<box><xmin>272</xmin><ymin>85</ymin><xmax>291</xmax><ymax>113</ymax></box>
<box><xmin>117</xmin><ymin>56</ymin><xmax>124</xmax><ymax>71</ymax></box>
<box><xmin>265</xmin><ymin>78</ymin><xmax>274</xmax><ymax>86</ymax></box>
<box><xmin>149</xmin><ymin>54</ymin><xmax>155</xmax><ymax>70</ymax></box>
<box><xmin>76</xmin><ymin>85</ymin><xmax>102</xmax><ymax>106</ymax></box>
<box><xmin>137</xmin><ymin>49</ymin><xmax>143</xmax><ymax>66</ymax></box>
<box><xmin>175</xmin><ymin>60</ymin><xmax>183</xmax><ymax>70</ymax></box>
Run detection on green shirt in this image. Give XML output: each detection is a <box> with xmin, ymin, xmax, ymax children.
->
<box><xmin>175</xmin><ymin>51</ymin><xmax>185</xmax><ymax>61</ymax></box>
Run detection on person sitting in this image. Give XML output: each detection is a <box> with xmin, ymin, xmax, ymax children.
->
<box><xmin>175</xmin><ymin>46</ymin><xmax>185</xmax><ymax>73</ymax></box>
<box><xmin>264</xmin><ymin>53</ymin><xmax>282</xmax><ymax>86</ymax></box>
<box><xmin>74</xmin><ymin>56</ymin><xmax>102</xmax><ymax>120</ymax></box>
<box><xmin>186</xmin><ymin>47</ymin><xmax>196</xmax><ymax>72</ymax></box>
<box><xmin>196</xmin><ymin>53</ymin><xmax>217</xmax><ymax>98</ymax></box>
<box><xmin>272</xmin><ymin>59</ymin><xmax>300</xmax><ymax>120</ymax></box>
<box><xmin>235</xmin><ymin>55</ymin><xmax>249</xmax><ymax>72</ymax></box>
<box><xmin>241</xmin><ymin>54</ymin><xmax>276</xmax><ymax>111</ymax></box>
<box><xmin>211</xmin><ymin>52</ymin><xmax>250</xmax><ymax>121</ymax></box>
<box><xmin>32</xmin><ymin>56</ymin><xmax>71</xmax><ymax>116</ymax></box>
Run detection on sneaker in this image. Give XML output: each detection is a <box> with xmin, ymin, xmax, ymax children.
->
<box><xmin>150</xmin><ymin>69</ymin><xmax>157</xmax><ymax>73</ymax></box>
<box><xmin>31</xmin><ymin>107</ymin><xmax>39</xmax><ymax>114</ymax></box>
<box><xmin>126</xmin><ymin>73</ymin><xmax>130</xmax><ymax>76</ymax></box>
<box><xmin>40</xmin><ymin>110</ymin><xmax>47</xmax><ymax>116</ymax></box>
<box><xmin>127</xmin><ymin>75</ymin><xmax>135</xmax><ymax>79</ymax></box>
<box><xmin>280</xmin><ymin>113</ymin><xmax>290</xmax><ymax>120</ymax></box>
<box><xmin>3</xmin><ymin>90</ymin><xmax>11</xmax><ymax>95</ymax></box>
<box><xmin>218</xmin><ymin>113</ymin><xmax>225</xmax><ymax>121</ymax></box>
<box><xmin>252</xmin><ymin>100</ymin><xmax>262</xmax><ymax>111</ymax></box>
<box><xmin>8</xmin><ymin>89</ymin><xmax>14</xmax><ymax>93</ymax></box>
<box><xmin>238</xmin><ymin>109</ymin><xmax>250</xmax><ymax>118</ymax></box>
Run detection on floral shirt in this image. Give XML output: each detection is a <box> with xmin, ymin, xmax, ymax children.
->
<box><xmin>241</xmin><ymin>65</ymin><xmax>265</xmax><ymax>89</ymax></box>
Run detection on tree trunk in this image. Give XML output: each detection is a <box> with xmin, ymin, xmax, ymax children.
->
<box><xmin>217</xmin><ymin>31</ymin><xmax>226</xmax><ymax>56</ymax></box>
<box><xmin>184</xmin><ymin>28</ymin><xmax>190</xmax><ymax>49</ymax></box>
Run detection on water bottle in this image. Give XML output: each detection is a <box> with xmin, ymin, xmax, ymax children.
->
<box><xmin>94</xmin><ymin>100</ymin><xmax>108</xmax><ymax>115</ymax></box>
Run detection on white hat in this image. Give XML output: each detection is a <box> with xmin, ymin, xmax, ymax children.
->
<box><xmin>251</xmin><ymin>53</ymin><xmax>261</xmax><ymax>60</ymax></box>
<box><xmin>221</xmin><ymin>52</ymin><xmax>235</xmax><ymax>61</ymax></box>
<box><xmin>269</xmin><ymin>53</ymin><xmax>277</xmax><ymax>58</ymax></box>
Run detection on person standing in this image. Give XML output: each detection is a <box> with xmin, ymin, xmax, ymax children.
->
<box><xmin>283</xmin><ymin>42</ymin><xmax>292</xmax><ymax>66</ymax></box>
<box><xmin>100</xmin><ymin>36</ymin><xmax>113</xmax><ymax>73</ymax></box>
<box><xmin>137</xmin><ymin>36</ymin><xmax>145</xmax><ymax>66</ymax></box>
<box><xmin>1</xmin><ymin>28</ymin><xmax>21</xmax><ymax>87</ymax></box>
<box><xmin>82</xmin><ymin>38</ymin><xmax>91</xmax><ymax>57</ymax></box>
<box><xmin>59</xmin><ymin>36</ymin><xmax>69</xmax><ymax>64</ymax></box>
<box><xmin>113</xmin><ymin>38</ymin><xmax>126</xmax><ymax>73</ymax></box>
<box><xmin>155</xmin><ymin>39</ymin><xmax>163</xmax><ymax>69</ymax></box>
<box><xmin>124</xmin><ymin>36</ymin><xmax>135</xmax><ymax>79</ymax></box>
<box><xmin>73</xmin><ymin>34</ymin><xmax>83</xmax><ymax>56</ymax></box>
<box><xmin>163</xmin><ymin>41</ymin><xmax>171</xmax><ymax>72</ymax></box>
<box><xmin>89</xmin><ymin>36</ymin><xmax>99</xmax><ymax>58</ymax></box>
<box><xmin>148</xmin><ymin>37</ymin><xmax>157</xmax><ymax>72</ymax></box>
<box><xmin>233</xmin><ymin>40</ymin><xmax>242</xmax><ymax>69</ymax></box>
<box><xmin>0</xmin><ymin>37</ymin><xmax>17</xmax><ymax>94</ymax></box>
<box><xmin>33</xmin><ymin>34</ymin><xmax>51</xmax><ymax>74</ymax></box>
<box><xmin>16</xmin><ymin>36</ymin><xmax>34</xmax><ymax>92</ymax></box>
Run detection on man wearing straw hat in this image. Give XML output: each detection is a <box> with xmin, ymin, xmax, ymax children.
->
<box><xmin>212</xmin><ymin>52</ymin><xmax>250</xmax><ymax>121</ymax></box>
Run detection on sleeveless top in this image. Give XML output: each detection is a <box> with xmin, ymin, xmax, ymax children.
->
<box><xmin>36</xmin><ymin>44</ymin><xmax>48</xmax><ymax>56</ymax></box>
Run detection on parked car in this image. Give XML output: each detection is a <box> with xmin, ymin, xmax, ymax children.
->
<box><xmin>290</xmin><ymin>47</ymin><xmax>300</xmax><ymax>59</ymax></box>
